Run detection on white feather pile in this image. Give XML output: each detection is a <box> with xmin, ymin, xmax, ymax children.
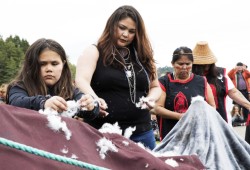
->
<box><xmin>47</xmin><ymin>115</ymin><xmax>63</xmax><ymax>131</ymax></box>
<box><xmin>38</xmin><ymin>100</ymin><xmax>83</xmax><ymax>140</ymax></box>
<box><xmin>123</xmin><ymin>126</ymin><xmax>136</xmax><ymax>139</ymax></box>
<box><xmin>136</xmin><ymin>96</ymin><xmax>155</xmax><ymax>109</ymax></box>
<box><xmin>99</xmin><ymin>122</ymin><xmax>137</xmax><ymax>139</ymax></box>
<box><xmin>60</xmin><ymin>146</ymin><xmax>69</xmax><ymax>154</ymax></box>
<box><xmin>39</xmin><ymin>108</ymin><xmax>58</xmax><ymax>116</ymax></box>
<box><xmin>60</xmin><ymin>100</ymin><xmax>81</xmax><ymax>117</ymax></box>
<box><xmin>60</xmin><ymin>120</ymin><xmax>72</xmax><ymax>140</ymax></box>
<box><xmin>136</xmin><ymin>96</ymin><xmax>147</xmax><ymax>109</ymax></box>
<box><xmin>71</xmin><ymin>154</ymin><xmax>78</xmax><ymax>159</ymax></box>
<box><xmin>165</xmin><ymin>158</ymin><xmax>179</xmax><ymax>167</ymax></box>
<box><xmin>39</xmin><ymin>100</ymin><xmax>83</xmax><ymax>118</ymax></box>
<box><xmin>122</xmin><ymin>141</ymin><xmax>129</xmax><ymax>146</ymax></box>
<box><xmin>96</xmin><ymin>137</ymin><xmax>118</xmax><ymax>159</ymax></box>
<box><xmin>46</xmin><ymin>114</ymin><xmax>72</xmax><ymax>140</ymax></box>
<box><xmin>98</xmin><ymin>122</ymin><xmax>122</xmax><ymax>135</ymax></box>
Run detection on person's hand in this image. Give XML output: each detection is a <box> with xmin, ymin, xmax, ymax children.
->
<box><xmin>44</xmin><ymin>96</ymin><xmax>67</xmax><ymax>112</ymax></box>
<box><xmin>178</xmin><ymin>113</ymin><xmax>184</xmax><ymax>120</ymax></box>
<box><xmin>151</xmin><ymin>114</ymin><xmax>157</xmax><ymax>120</ymax></box>
<box><xmin>179</xmin><ymin>114</ymin><xmax>184</xmax><ymax>120</ymax></box>
<box><xmin>137</xmin><ymin>96</ymin><xmax>156</xmax><ymax>110</ymax></box>
<box><xmin>149</xmin><ymin>108</ymin><xmax>157</xmax><ymax>115</ymax></box>
<box><xmin>96</xmin><ymin>97</ymin><xmax>109</xmax><ymax>117</ymax></box>
<box><xmin>243</xmin><ymin>65</ymin><xmax>247</xmax><ymax>70</ymax></box>
<box><xmin>144</xmin><ymin>97</ymin><xmax>156</xmax><ymax>110</ymax></box>
<box><xmin>78</xmin><ymin>94</ymin><xmax>96</xmax><ymax>111</ymax></box>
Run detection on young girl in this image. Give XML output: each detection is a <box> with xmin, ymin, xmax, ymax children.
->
<box><xmin>6</xmin><ymin>38</ymin><xmax>99</xmax><ymax>121</ymax></box>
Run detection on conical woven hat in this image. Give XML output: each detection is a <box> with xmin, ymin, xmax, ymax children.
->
<box><xmin>193</xmin><ymin>41</ymin><xmax>217</xmax><ymax>64</ymax></box>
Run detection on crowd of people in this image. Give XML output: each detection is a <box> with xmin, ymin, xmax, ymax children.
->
<box><xmin>0</xmin><ymin>5</ymin><xmax>250</xmax><ymax>169</ymax></box>
<box><xmin>228</xmin><ymin>62</ymin><xmax>250</xmax><ymax>123</ymax></box>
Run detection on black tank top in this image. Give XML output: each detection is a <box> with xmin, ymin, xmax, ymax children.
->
<box><xmin>89</xmin><ymin>48</ymin><xmax>152</xmax><ymax>134</ymax></box>
<box><xmin>158</xmin><ymin>73</ymin><xmax>207</xmax><ymax>139</ymax></box>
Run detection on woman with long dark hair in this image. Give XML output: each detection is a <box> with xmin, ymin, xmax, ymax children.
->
<box><xmin>75</xmin><ymin>5</ymin><xmax>161</xmax><ymax>149</ymax></box>
<box><xmin>192</xmin><ymin>41</ymin><xmax>250</xmax><ymax>123</ymax></box>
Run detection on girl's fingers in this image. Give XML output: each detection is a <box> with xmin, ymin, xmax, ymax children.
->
<box><xmin>99</xmin><ymin>109</ymin><xmax>109</xmax><ymax>118</ymax></box>
<box><xmin>54</xmin><ymin>97</ymin><xmax>67</xmax><ymax>111</ymax></box>
<box><xmin>45</xmin><ymin>96</ymin><xmax>67</xmax><ymax>112</ymax></box>
<box><xmin>99</xmin><ymin>100</ymin><xmax>108</xmax><ymax>109</ymax></box>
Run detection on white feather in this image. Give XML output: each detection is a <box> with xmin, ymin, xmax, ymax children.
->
<box><xmin>96</xmin><ymin>137</ymin><xmax>118</xmax><ymax>159</ymax></box>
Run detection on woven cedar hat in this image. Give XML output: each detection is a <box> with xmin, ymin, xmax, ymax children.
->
<box><xmin>193</xmin><ymin>41</ymin><xmax>217</xmax><ymax>64</ymax></box>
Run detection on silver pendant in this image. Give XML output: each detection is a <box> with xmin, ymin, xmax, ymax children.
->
<box><xmin>126</xmin><ymin>71</ymin><xmax>131</xmax><ymax>77</ymax></box>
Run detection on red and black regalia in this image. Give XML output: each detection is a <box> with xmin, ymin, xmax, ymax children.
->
<box><xmin>158</xmin><ymin>73</ymin><xmax>208</xmax><ymax>140</ymax></box>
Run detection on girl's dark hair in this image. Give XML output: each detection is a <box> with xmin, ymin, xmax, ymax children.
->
<box><xmin>192</xmin><ymin>63</ymin><xmax>221</xmax><ymax>94</ymax></box>
<box><xmin>7</xmin><ymin>38</ymin><xmax>74</xmax><ymax>101</ymax></box>
<box><xmin>171</xmin><ymin>46</ymin><xmax>193</xmax><ymax>64</ymax></box>
<box><xmin>97</xmin><ymin>5</ymin><xmax>156</xmax><ymax>80</ymax></box>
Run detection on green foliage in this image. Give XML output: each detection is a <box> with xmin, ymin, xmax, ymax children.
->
<box><xmin>0</xmin><ymin>35</ymin><xmax>26</xmax><ymax>84</ymax></box>
<box><xmin>6</xmin><ymin>35</ymin><xmax>29</xmax><ymax>54</ymax></box>
<box><xmin>157</xmin><ymin>66</ymin><xmax>173</xmax><ymax>77</ymax></box>
<box><xmin>68</xmin><ymin>61</ymin><xmax>76</xmax><ymax>80</ymax></box>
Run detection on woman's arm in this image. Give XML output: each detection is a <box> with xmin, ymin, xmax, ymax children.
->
<box><xmin>73</xmin><ymin>88</ymin><xmax>100</xmax><ymax>120</ymax></box>
<box><xmin>75</xmin><ymin>45</ymin><xmax>108</xmax><ymax>116</ymax></box>
<box><xmin>8</xmin><ymin>85</ymin><xmax>46</xmax><ymax>111</ymax></box>
<box><xmin>147</xmin><ymin>78</ymin><xmax>162</xmax><ymax>100</ymax></box>
<box><xmin>75</xmin><ymin>45</ymin><xmax>99</xmax><ymax>98</ymax></box>
<box><xmin>228</xmin><ymin>88</ymin><xmax>250</xmax><ymax>111</ymax></box>
<box><xmin>143</xmin><ymin>64</ymin><xmax>162</xmax><ymax>109</ymax></box>
<box><xmin>151</xmin><ymin>91</ymin><xmax>182</xmax><ymax>120</ymax></box>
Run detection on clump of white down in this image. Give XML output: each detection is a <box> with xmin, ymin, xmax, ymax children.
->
<box><xmin>165</xmin><ymin>158</ymin><xmax>179</xmax><ymax>167</ymax></box>
<box><xmin>39</xmin><ymin>100</ymin><xmax>81</xmax><ymax>140</ymax></box>
<box><xmin>97</xmin><ymin>122</ymin><xmax>136</xmax><ymax>159</ymax></box>
<box><xmin>96</xmin><ymin>137</ymin><xmax>118</xmax><ymax>159</ymax></box>
<box><xmin>136</xmin><ymin>96</ymin><xmax>155</xmax><ymax>109</ymax></box>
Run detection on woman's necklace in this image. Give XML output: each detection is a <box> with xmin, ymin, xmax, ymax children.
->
<box><xmin>116</xmin><ymin>47</ymin><xmax>130</xmax><ymax>61</ymax></box>
<box><xmin>112</xmin><ymin>46</ymin><xmax>136</xmax><ymax>104</ymax></box>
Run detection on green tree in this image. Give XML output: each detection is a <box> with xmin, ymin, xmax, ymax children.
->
<box><xmin>157</xmin><ymin>66</ymin><xmax>173</xmax><ymax>77</ymax></box>
<box><xmin>0</xmin><ymin>36</ymin><xmax>26</xmax><ymax>84</ymax></box>
<box><xmin>68</xmin><ymin>61</ymin><xmax>76</xmax><ymax>81</ymax></box>
<box><xmin>6</xmin><ymin>35</ymin><xmax>29</xmax><ymax>54</ymax></box>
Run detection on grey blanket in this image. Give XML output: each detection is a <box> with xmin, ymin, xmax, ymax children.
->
<box><xmin>153</xmin><ymin>98</ymin><xmax>250</xmax><ymax>170</ymax></box>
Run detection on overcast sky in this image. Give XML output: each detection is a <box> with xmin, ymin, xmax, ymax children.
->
<box><xmin>1</xmin><ymin>0</ymin><xmax>250</xmax><ymax>71</ymax></box>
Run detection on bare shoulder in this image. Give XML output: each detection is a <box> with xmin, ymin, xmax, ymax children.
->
<box><xmin>84</xmin><ymin>45</ymin><xmax>99</xmax><ymax>55</ymax></box>
<box><xmin>77</xmin><ymin>45</ymin><xmax>99</xmax><ymax>63</ymax></box>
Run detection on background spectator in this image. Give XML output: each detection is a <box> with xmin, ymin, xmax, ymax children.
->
<box><xmin>228</xmin><ymin>62</ymin><xmax>250</xmax><ymax>122</ymax></box>
<box><xmin>0</xmin><ymin>83</ymin><xmax>8</xmax><ymax>104</ymax></box>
